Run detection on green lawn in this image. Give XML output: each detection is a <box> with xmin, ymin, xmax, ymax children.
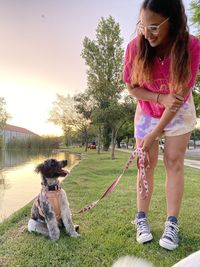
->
<box><xmin>0</xmin><ymin>148</ymin><xmax>200</xmax><ymax>267</ymax></box>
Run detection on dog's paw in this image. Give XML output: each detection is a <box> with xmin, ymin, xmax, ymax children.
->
<box><xmin>49</xmin><ymin>228</ymin><xmax>60</xmax><ymax>241</ymax></box>
<box><xmin>50</xmin><ymin>234</ymin><xmax>60</xmax><ymax>241</ymax></box>
<box><xmin>28</xmin><ymin>219</ymin><xmax>37</xmax><ymax>232</ymax></box>
<box><xmin>70</xmin><ymin>232</ymin><xmax>80</xmax><ymax>238</ymax></box>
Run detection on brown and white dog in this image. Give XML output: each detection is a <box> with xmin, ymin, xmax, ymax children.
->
<box><xmin>28</xmin><ymin>158</ymin><xmax>79</xmax><ymax>240</ymax></box>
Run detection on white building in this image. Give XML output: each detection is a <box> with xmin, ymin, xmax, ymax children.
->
<box><xmin>2</xmin><ymin>124</ymin><xmax>38</xmax><ymax>144</ymax></box>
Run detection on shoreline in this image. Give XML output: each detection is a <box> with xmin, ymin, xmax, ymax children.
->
<box><xmin>0</xmin><ymin>150</ymin><xmax>82</xmax><ymax>224</ymax></box>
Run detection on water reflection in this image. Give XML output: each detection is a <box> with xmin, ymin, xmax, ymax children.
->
<box><xmin>0</xmin><ymin>150</ymin><xmax>81</xmax><ymax>222</ymax></box>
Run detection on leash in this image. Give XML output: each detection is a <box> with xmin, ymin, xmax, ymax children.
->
<box><xmin>76</xmin><ymin>147</ymin><xmax>150</xmax><ymax>214</ymax></box>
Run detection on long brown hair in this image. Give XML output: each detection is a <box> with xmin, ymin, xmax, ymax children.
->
<box><xmin>131</xmin><ymin>0</ymin><xmax>190</xmax><ymax>94</ymax></box>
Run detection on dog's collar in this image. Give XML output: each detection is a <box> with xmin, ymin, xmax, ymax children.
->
<box><xmin>41</xmin><ymin>182</ymin><xmax>61</xmax><ymax>191</ymax></box>
<box><xmin>47</xmin><ymin>184</ymin><xmax>61</xmax><ymax>191</ymax></box>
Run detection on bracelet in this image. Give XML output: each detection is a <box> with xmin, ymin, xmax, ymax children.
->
<box><xmin>156</xmin><ymin>93</ymin><xmax>161</xmax><ymax>103</ymax></box>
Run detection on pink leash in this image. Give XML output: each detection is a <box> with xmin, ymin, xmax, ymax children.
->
<box><xmin>76</xmin><ymin>147</ymin><xmax>150</xmax><ymax>214</ymax></box>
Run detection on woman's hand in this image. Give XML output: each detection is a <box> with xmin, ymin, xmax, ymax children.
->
<box><xmin>140</xmin><ymin>131</ymin><xmax>158</xmax><ymax>152</ymax></box>
<box><xmin>158</xmin><ymin>93</ymin><xmax>184</xmax><ymax>112</ymax></box>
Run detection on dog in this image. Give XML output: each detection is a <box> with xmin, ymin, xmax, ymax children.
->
<box><xmin>111</xmin><ymin>251</ymin><xmax>200</xmax><ymax>267</ymax></box>
<box><xmin>28</xmin><ymin>158</ymin><xmax>79</xmax><ymax>240</ymax></box>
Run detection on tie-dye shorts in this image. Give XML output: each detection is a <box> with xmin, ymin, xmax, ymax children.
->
<box><xmin>134</xmin><ymin>94</ymin><xmax>196</xmax><ymax>139</ymax></box>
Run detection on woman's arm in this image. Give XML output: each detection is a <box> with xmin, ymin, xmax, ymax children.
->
<box><xmin>127</xmin><ymin>83</ymin><xmax>159</xmax><ymax>103</ymax></box>
<box><xmin>141</xmin><ymin>109</ymin><xmax>179</xmax><ymax>151</ymax></box>
<box><xmin>126</xmin><ymin>84</ymin><xmax>188</xmax><ymax>151</ymax></box>
<box><xmin>154</xmin><ymin>87</ymin><xmax>190</xmax><ymax>134</ymax></box>
<box><xmin>141</xmin><ymin>89</ymin><xmax>190</xmax><ymax>151</ymax></box>
<box><xmin>127</xmin><ymin>84</ymin><xmax>184</xmax><ymax>111</ymax></box>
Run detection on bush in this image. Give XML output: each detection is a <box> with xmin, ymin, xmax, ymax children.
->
<box><xmin>6</xmin><ymin>136</ymin><xmax>62</xmax><ymax>150</ymax></box>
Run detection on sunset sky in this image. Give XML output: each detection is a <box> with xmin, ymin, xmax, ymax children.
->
<box><xmin>0</xmin><ymin>0</ymin><xmax>194</xmax><ymax>136</ymax></box>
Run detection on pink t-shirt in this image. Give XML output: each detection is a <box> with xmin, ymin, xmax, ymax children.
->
<box><xmin>123</xmin><ymin>35</ymin><xmax>200</xmax><ymax>118</ymax></box>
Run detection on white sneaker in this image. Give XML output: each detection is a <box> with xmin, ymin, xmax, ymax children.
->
<box><xmin>159</xmin><ymin>221</ymin><xmax>179</xmax><ymax>250</ymax></box>
<box><xmin>133</xmin><ymin>217</ymin><xmax>153</xmax><ymax>244</ymax></box>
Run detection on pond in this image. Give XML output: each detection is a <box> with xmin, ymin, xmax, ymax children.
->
<box><xmin>0</xmin><ymin>149</ymin><xmax>81</xmax><ymax>223</ymax></box>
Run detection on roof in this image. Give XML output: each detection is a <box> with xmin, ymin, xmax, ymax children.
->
<box><xmin>4</xmin><ymin>124</ymin><xmax>39</xmax><ymax>136</ymax></box>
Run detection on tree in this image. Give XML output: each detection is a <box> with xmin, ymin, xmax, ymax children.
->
<box><xmin>91</xmin><ymin>95</ymin><xmax>135</xmax><ymax>159</ymax></box>
<box><xmin>0</xmin><ymin>97</ymin><xmax>9</xmax><ymax>131</ymax></box>
<box><xmin>109</xmin><ymin>96</ymin><xmax>136</xmax><ymax>159</ymax></box>
<box><xmin>191</xmin><ymin>0</ymin><xmax>200</xmax><ymax>117</ymax></box>
<box><xmin>49</xmin><ymin>94</ymin><xmax>74</xmax><ymax>145</ymax></box>
<box><xmin>190</xmin><ymin>1</ymin><xmax>200</xmax><ymax>118</ymax></box>
<box><xmin>74</xmin><ymin>92</ymin><xmax>93</xmax><ymax>121</ymax></box>
<box><xmin>74</xmin><ymin>92</ymin><xmax>93</xmax><ymax>151</ymax></box>
<box><xmin>0</xmin><ymin>97</ymin><xmax>9</xmax><ymax>148</ymax></box>
<box><xmin>49</xmin><ymin>94</ymin><xmax>92</xmax><ymax>150</ymax></box>
<box><xmin>116</xmin><ymin>120</ymin><xmax>135</xmax><ymax>148</ymax></box>
<box><xmin>193</xmin><ymin>73</ymin><xmax>200</xmax><ymax>117</ymax></box>
<box><xmin>81</xmin><ymin>16</ymin><xmax>125</xmax><ymax>154</ymax></box>
<box><xmin>190</xmin><ymin>0</ymin><xmax>200</xmax><ymax>36</ymax></box>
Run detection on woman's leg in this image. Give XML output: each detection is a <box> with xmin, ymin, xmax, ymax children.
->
<box><xmin>133</xmin><ymin>104</ymin><xmax>159</xmax><ymax>243</ymax></box>
<box><xmin>159</xmin><ymin>132</ymin><xmax>191</xmax><ymax>250</ymax></box>
<box><xmin>136</xmin><ymin>138</ymin><xmax>159</xmax><ymax>214</ymax></box>
<box><xmin>163</xmin><ymin>132</ymin><xmax>191</xmax><ymax>217</ymax></box>
<box><xmin>134</xmin><ymin>138</ymin><xmax>159</xmax><ymax>243</ymax></box>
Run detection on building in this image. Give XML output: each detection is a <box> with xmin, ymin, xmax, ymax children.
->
<box><xmin>1</xmin><ymin>124</ymin><xmax>38</xmax><ymax>144</ymax></box>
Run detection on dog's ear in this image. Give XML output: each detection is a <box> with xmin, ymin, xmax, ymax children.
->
<box><xmin>35</xmin><ymin>163</ymin><xmax>44</xmax><ymax>173</ymax></box>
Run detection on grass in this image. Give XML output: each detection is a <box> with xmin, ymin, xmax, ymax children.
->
<box><xmin>0</xmin><ymin>148</ymin><xmax>200</xmax><ymax>267</ymax></box>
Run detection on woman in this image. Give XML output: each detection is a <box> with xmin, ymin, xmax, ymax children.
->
<box><xmin>123</xmin><ymin>0</ymin><xmax>200</xmax><ymax>250</ymax></box>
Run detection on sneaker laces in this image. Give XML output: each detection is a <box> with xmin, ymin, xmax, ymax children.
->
<box><xmin>133</xmin><ymin>217</ymin><xmax>150</xmax><ymax>235</ymax></box>
<box><xmin>163</xmin><ymin>221</ymin><xmax>179</xmax><ymax>242</ymax></box>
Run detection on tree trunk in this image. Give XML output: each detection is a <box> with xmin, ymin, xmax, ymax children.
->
<box><xmin>84</xmin><ymin>130</ymin><xmax>88</xmax><ymax>152</ymax></box>
<box><xmin>126</xmin><ymin>137</ymin><xmax>129</xmax><ymax>149</ymax></box>
<box><xmin>111</xmin><ymin>128</ymin><xmax>117</xmax><ymax>160</ymax></box>
<box><xmin>116</xmin><ymin>135</ymin><xmax>125</xmax><ymax>148</ymax></box>
<box><xmin>117</xmin><ymin>139</ymin><xmax>121</xmax><ymax>148</ymax></box>
<box><xmin>111</xmin><ymin>122</ymin><xmax>126</xmax><ymax>159</ymax></box>
<box><xmin>102</xmin><ymin>124</ymin><xmax>111</xmax><ymax>151</ymax></box>
<box><xmin>97</xmin><ymin>125</ymin><xmax>101</xmax><ymax>154</ymax></box>
<box><xmin>193</xmin><ymin>130</ymin><xmax>196</xmax><ymax>149</ymax></box>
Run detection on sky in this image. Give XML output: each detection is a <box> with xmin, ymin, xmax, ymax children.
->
<box><xmin>0</xmin><ymin>0</ymin><xmax>194</xmax><ymax>136</ymax></box>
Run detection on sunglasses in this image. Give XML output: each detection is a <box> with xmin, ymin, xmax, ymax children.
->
<box><xmin>136</xmin><ymin>17</ymin><xmax>169</xmax><ymax>36</ymax></box>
